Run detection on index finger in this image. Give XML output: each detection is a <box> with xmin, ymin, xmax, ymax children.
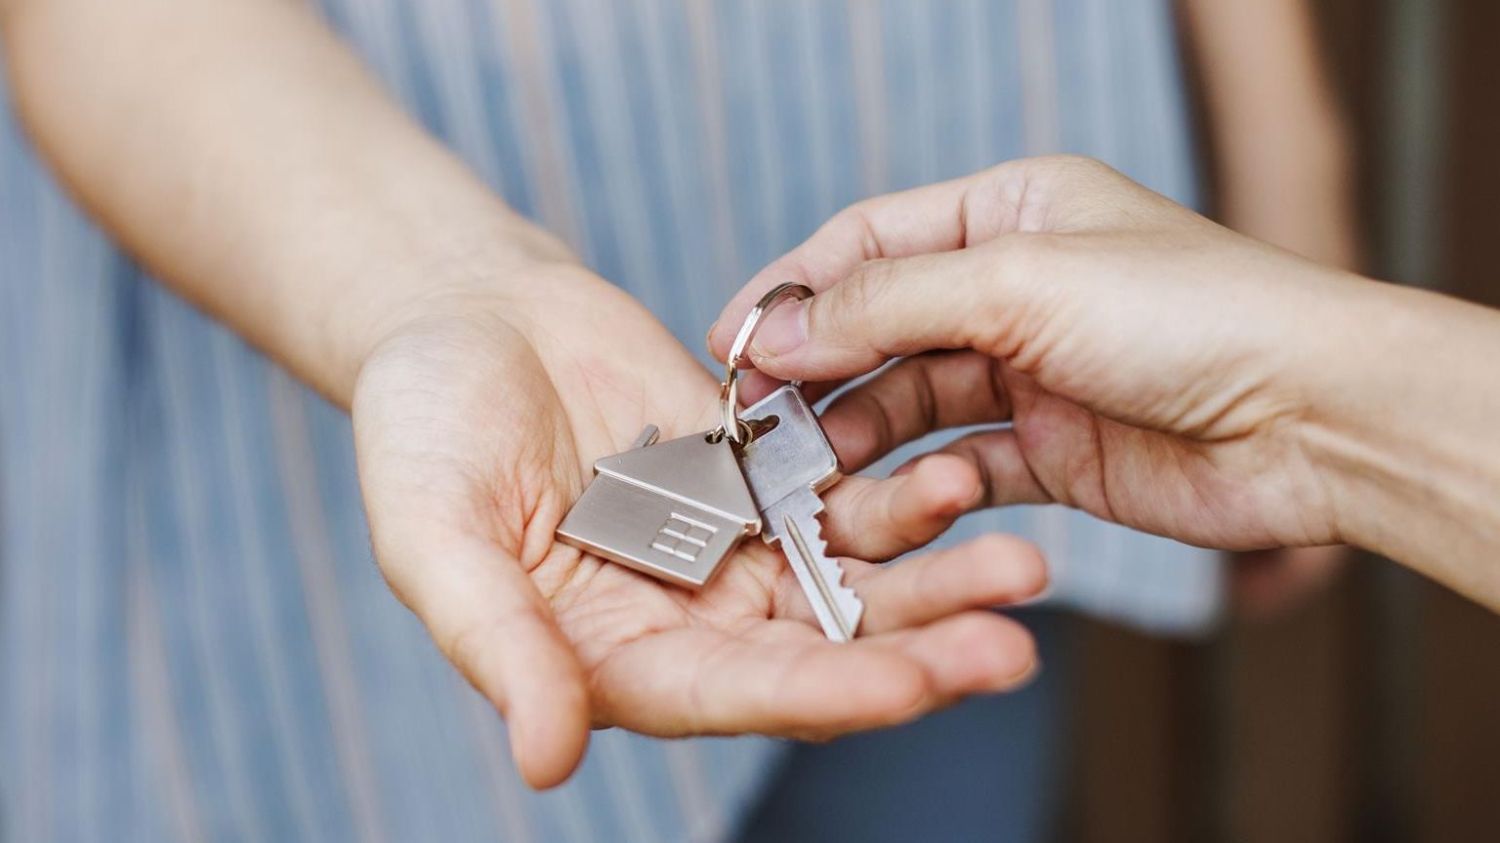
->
<box><xmin>709</xmin><ymin>171</ymin><xmax>999</xmax><ymax>359</ymax></box>
<box><xmin>709</xmin><ymin>155</ymin><xmax>1156</xmax><ymax>359</ymax></box>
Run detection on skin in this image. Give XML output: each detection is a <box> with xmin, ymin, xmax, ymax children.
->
<box><xmin>0</xmin><ymin>0</ymin><xmax>1355</xmax><ymax>790</ymax></box>
<box><xmin>1</xmin><ymin>0</ymin><xmax>1045</xmax><ymax>789</ymax></box>
<box><xmin>711</xmin><ymin>156</ymin><xmax>1500</xmax><ymax>613</ymax></box>
<box><xmin>1181</xmin><ymin>0</ymin><xmax>1363</xmax><ymax>614</ymax></box>
<box><xmin>351</xmin><ymin>264</ymin><xmax>1048</xmax><ymax>786</ymax></box>
<box><xmin>1181</xmin><ymin>0</ymin><xmax>1359</xmax><ymax>269</ymax></box>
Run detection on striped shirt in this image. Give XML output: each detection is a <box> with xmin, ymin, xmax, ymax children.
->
<box><xmin>0</xmin><ymin>1</ymin><xmax>1219</xmax><ymax>840</ymax></box>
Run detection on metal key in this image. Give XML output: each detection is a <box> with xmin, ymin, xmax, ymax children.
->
<box><xmin>739</xmin><ymin>384</ymin><xmax>865</xmax><ymax>641</ymax></box>
<box><xmin>557</xmin><ymin>424</ymin><xmax>762</xmax><ymax>589</ymax></box>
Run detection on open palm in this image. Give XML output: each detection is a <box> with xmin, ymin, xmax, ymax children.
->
<box><xmin>351</xmin><ymin>265</ymin><xmax>1044</xmax><ymax>788</ymax></box>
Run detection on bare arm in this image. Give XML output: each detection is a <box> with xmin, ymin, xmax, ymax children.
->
<box><xmin>1179</xmin><ymin>0</ymin><xmax>1359</xmax><ymax>268</ymax></box>
<box><xmin>1</xmin><ymin>0</ymin><xmax>1040</xmax><ymax>788</ymax></box>
<box><xmin>1</xmin><ymin>0</ymin><xmax>567</xmax><ymax>406</ymax></box>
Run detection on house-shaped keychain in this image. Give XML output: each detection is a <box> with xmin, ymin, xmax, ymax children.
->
<box><xmin>557</xmin><ymin>425</ymin><xmax>762</xmax><ymax>589</ymax></box>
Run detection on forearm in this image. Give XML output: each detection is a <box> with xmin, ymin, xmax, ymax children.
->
<box><xmin>1179</xmin><ymin>0</ymin><xmax>1358</xmax><ymax>268</ymax></box>
<box><xmin>1309</xmin><ymin>280</ymin><xmax>1500</xmax><ymax>601</ymax></box>
<box><xmin>1</xmin><ymin>0</ymin><xmax>568</xmax><ymax>407</ymax></box>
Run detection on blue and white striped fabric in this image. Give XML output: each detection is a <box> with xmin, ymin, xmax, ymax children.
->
<box><xmin>0</xmin><ymin>2</ymin><xmax>1219</xmax><ymax>840</ymax></box>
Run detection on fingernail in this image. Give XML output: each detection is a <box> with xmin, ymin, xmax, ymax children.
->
<box><xmin>995</xmin><ymin>657</ymin><xmax>1042</xmax><ymax>692</ymax></box>
<box><xmin>705</xmin><ymin>321</ymin><xmax>720</xmax><ymax>357</ymax></box>
<box><xmin>750</xmin><ymin>300</ymin><xmax>807</xmax><ymax>357</ymax></box>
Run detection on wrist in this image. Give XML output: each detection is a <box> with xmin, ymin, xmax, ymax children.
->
<box><xmin>1298</xmin><ymin>280</ymin><xmax>1500</xmax><ymax>595</ymax></box>
<box><xmin>335</xmin><ymin>212</ymin><xmax>582</xmax><ymax>407</ymax></box>
<box><xmin>1295</xmin><ymin>278</ymin><xmax>1429</xmax><ymax>549</ymax></box>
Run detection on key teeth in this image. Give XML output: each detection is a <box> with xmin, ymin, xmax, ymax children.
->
<box><xmin>805</xmin><ymin>518</ymin><xmax>853</xmax><ymax>588</ymax></box>
<box><xmin>801</xmin><ymin>515</ymin><xmax>865</xmax><ymax>635</ymax></box>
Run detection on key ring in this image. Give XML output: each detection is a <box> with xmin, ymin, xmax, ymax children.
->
<box><xmin>716</xmin><ymin>282</ymin><xmax>813</xmax><ymax>446</ymax></box>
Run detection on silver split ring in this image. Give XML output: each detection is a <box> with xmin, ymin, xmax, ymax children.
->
<box><xmin>717</xmin><ymin>282</ymin><xmax>813</xmax><ymax>446</ymax></box>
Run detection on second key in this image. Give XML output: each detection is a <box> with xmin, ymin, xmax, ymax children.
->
<box><xmin>738</xmin><ymin>383</ymin><xmax>865</xmax><ymax>641</ymax></box>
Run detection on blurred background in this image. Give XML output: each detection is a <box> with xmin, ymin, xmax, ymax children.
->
<box><xmin>1064</xmin><ymin>2</ymin><xmax>1500</xmax><ymax>840</ymax></box>
<box><xmin>3</xmin><ymin>1</ymin><xmax>1496</xmax><ymax>841</ymax></box>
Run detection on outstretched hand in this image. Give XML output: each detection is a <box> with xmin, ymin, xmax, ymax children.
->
<box><xmin>352</xmin><ymin>264</ymin><xmax>1045</xmax><ymax>788</ymax></box>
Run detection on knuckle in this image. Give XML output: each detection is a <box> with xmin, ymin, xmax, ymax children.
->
<box><xmin>832</xmin><ymin>198</ymin><xmax>884</xmax><ymax>253</ymax></box>
<box><xmin>1019</xmin><ymin>155</ymin><xmax>1125</xmax><ymax>210</ymax></box>
<box><xmin>987</xmin><ymin>231</ymin><xmax>1065</xmax><ymax>279</ymax></box>
<box><xmin>971</xmin><ymin>235</ymin><xmax>1057</xmax><ymax>343</ymax></box>
<box><xmin>821</xmin><ymin>258</ymin><xmax>893</xmax><ymax>343</ymax></box>
<box><xmin>847</xmin><ymin>257</ymin><xmax>899</xmax><ymax>307</ymax></box>
<box><xmin>845</xmin><ymin>257</ymin><xmax>895</xmax><ymax>300</ymax></box>
<box><xmin>1039</xmin><ymin>153</ymin><xmax>1114</xmax><ymax>180</ymax></box>
<box><xmin>803</xmin><ymin>200</ymin><xmax>883</xmax><ymax>269</ymax></box>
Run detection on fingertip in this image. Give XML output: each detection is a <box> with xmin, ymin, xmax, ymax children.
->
<box><xmin>705</xmin><ymin>321</ymin><xmax>723</xmax><ymax>361</ymax></box>
<box><xmin>462</xmin><ymin>610</ymin><xmax>590</xmax><ymax>790</ymax></box>
<box><xmin>970</xmin><ymin>614</ymin><xmax>1040</xmax><ymax>692</ymax></box>
<box><xmin>708</xmin><ymin>314</ymin><xmax>743</xmax><ymax>362</ymax></box>
<box><xmin>1000</xmin><ymin>656</ymin><xmax>1043</xmax><ymax>692</ymax></box>
<box><xmin>872</xmin><ymin>612</ymin><xmax>1038</xmax><ymax>705</ymax></box>
<box><xmin>931</xmin><ymin>612</ymin><xmax>1039</xmax><ymax>694</ymax></box>
<box><xmin>968</xmin><ymin>534</ymin><xmax>1050</xmax><ymax>602</ymax></box>
<box><xmin>510</xmin><ymin>686</ymin><xmax>591</xmax><ymax>790</ymax></box>
<box><xmin>871</xmin><ymin>455</ymin><xmax>982</xmax><ymax>552</ymax></box>
<box><xmin>906</xmin><ymin>453</ymin><xmax>985</xmax><ymax>516</ymax></box>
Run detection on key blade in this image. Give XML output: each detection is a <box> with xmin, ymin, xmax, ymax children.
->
<box><xmin>764</xmin><ymin>493</ymin><xmax>864</xmax><ymax>642</ymax></box>
<box><xmin>781</xmin><ymin>516</ymin><xmax>861</xmax><ymax>641</ymax></box>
